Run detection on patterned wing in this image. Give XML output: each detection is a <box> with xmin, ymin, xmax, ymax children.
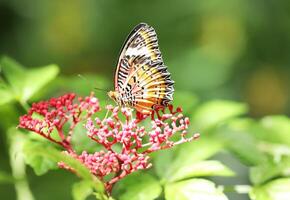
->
<box><xmin>115</xmin><ymin>23</ymin><xmax>174</xmax><ymax>113</ymax></box>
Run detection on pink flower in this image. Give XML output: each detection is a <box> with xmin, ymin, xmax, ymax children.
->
<box><xmin>18</xmin><ymin>93</ymin><xmax>100</xmax><ymax>150</ymax></box>
<box><xmin>19</xmin><ymin>93</ymin><xmax>199</xmax><ymax>193</ymax></box>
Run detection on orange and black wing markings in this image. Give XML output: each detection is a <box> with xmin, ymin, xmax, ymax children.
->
<box><xmin>113</xmin><ymin>23</ymin><xmax>174</xmax><ymax>114</ymax></box>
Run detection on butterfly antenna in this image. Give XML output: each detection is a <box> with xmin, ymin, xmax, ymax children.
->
<box><xmin>77</xmin><ymin>74</ymin><xmax>107</xmax><ymax>93</ymax></box>
<box><xmin>94</xmin><ymin>87</ymin><xmax>107</xmax><ymax>92</ymax></box>
<box><xmin>105</xmin><ymin>96</ymin><xmax>111</xmax><ymax>105</ymax></box>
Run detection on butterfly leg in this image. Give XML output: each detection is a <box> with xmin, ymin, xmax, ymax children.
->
<box><xmin>135</xmin><ymin>111</ymin><xmax>149</xmax><ymax>122</ymax></box>
<box><xmin>168</xmin><ymin>104</ymin><xmax>182</xmax><ymax>114</ymax></box>
<box><xmin>150</xmin><ymin>109</ymin><xmax>162</xmax><ymax>120</ymax></box>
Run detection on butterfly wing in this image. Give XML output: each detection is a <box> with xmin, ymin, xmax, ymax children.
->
<box><xmin>115</xmin><ymin>23</ymin><xmax>174</xmax><ymax>113</ymax></box>
<box><xmin>129</xmin><ymin>59</ymin><xmax>174</xmax><ymax>114</ymax></box>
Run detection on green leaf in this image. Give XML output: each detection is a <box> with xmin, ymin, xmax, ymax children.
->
<box><xmin>23</xmin><ymin>139</ymin><xmax>104</xmax><ymax>194</ymax></box>
<box><xmin>250</xmin><ymin>156</ymin><xmax>290</xmax><ymax>185</ymax></box>
<box><xmin>258</xmin><ymin>142</ymin><xmax>290</xmax><ymax>161</ymax></box>
<box><xmin>165</xmin><ymin>179</ymin><xmax>228</xmax><ymax>200</ymax></box>
<box><xmin>72</xmin><ymin>180</ymin><xmax>94</xmax><ymax>200</ymax></box>
<box><xmin>0</xmin><ymin>104</ymin><xmax>18</xmax><ymax>129</ymax></box>
<box><xmin>217</xmin><ymin>118</ymin><xmax>266</xmax><ymax>165</ymax></box>
<box><xmin>0</xmin><ymin>171</ymin><xmax>15</xmax><ymax>184</ymax></box>
<box><xmin>192</xmin><ymin>100</ymin><xmax>248</xmax><ymax>131</ymax></box>
<box><xmin>169</xmin><ymin>160</ymin><xmax>235</xmax><ymax>182</ymax></box>
<box><xmin>23</xmin><ymin>140</ymin><xmax>58</xmax><ymax>175</ymax></box>
<box><xmin>22</xmin><ymin>65</ymin><xmax>59</xmax><ymax>102</ymax></box>
<box><xmin>173</xmin><ymin>91</ymin><xmax>199</xmax><ymax>114</ymax></box>
<box><xmin>152</xmin><ymin>148</ymin><xmax>176</xmax><ymax>179</ymax></box>
<box><xmin>71</xmin><ymin>123</ymin><xmax>103</xmax><ymax>153</ymax></box>
<box><xmin>0</xmin><ymin>56</ymin><xmax>24</xmax><ymax>95</ymax></box>
<box><xmin>250</xmin><ymin>178</ymin><xmax>290</xmax><ymax>200</ymax></box>
<box><xmin>0</xmin><ymin>56</ymin><xmax>59</xmax><ymax>102</ymax></box>
<box><xmin>0</xmin><ymin>81</ymin><xmax>14</xmax><ymax>105</ymax></box>
<box><xmin>225</xmin><ymin>132</ymin><xmax>265</xmax><ymax>165</ymax></box>
<box><xmin>112</xmin><ymin>172</ymin><xmax>162</xmax><ymax>200</ymax></box>
<box><xmin>164</xmin><ymin>137</ymin><xmax>224</xmax><ymax>180</ymax></box>
<box><xmin>258</xmin><ymin>116</ymin><xmax>290</xmax><ymax>146</ymax></box>
<box><xmin>219</xmin><ymin>116</ymin><xmax>290</xmax><ymax>146</ymax></box>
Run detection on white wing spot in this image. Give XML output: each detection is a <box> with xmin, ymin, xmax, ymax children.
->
<box><xmin>126</xmin><ymin>46</ymin><xmax>150</xmax><ymax>57</ymax></box>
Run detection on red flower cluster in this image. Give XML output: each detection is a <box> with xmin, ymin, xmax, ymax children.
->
<box><xmin>18</xmin><ymin>93</ymin><xmax>199</xmax><ymax>192</ymax></box>
<box><xmin>19</xmin><ymin>93</ymin><xmax>99</xmax><ymax>151</ymax></box>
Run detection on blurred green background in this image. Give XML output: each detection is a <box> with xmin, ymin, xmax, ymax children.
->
<box><xmin>1</xmin><ymin>0</ymin><xmax>289</xmax><ymax>116</ymax></box>
<box><xmin>0</xmin><ymin>0</ymin><xmax>289</xmax><ymax>200</ymax></box>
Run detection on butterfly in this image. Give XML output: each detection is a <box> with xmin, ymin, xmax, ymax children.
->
<box><xmin>108</xmin><ymin>23</ymin><xmax>174</xmax><ymax>114</ymax></box>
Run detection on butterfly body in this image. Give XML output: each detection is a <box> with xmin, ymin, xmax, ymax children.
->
<box><xmin>109</xmin><ymin>23</ymin><xmax>174</xmax><ymax>114</ymax></box>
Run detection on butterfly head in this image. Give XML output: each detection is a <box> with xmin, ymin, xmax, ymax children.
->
<box><xmin>108</xmin><ymin>91</ymin><xmax>120</xmax><ymax>104</ymax></box>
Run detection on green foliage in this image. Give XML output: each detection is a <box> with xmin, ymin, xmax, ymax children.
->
<box><xmin>70</xmin><ymin>124</ymin><xmax>103</xmax><ymax>154</ymax></box>
<box><xmin>0</xmin><ymin>0</ymin><xmax>290</xmax><ymax>199</ymax></box>
<box><xmin>250</xmin><ymin>178</ymin><xmax>290</xmax><ymax>200</ymax></box>
<box><xmin>72</xmin><ymin>180</ymin><xmax>94</xmax><ymax>200</ymax></box>
<box><xmin>115</xmin><ymin>138</ymin><xmax>233</xmax><ymax>199</ymax></box>
<box><xmin>151</xmin><ymin>148</ymin><xmax>175</xmax><ymax>179</ymax></box>
<box><xmin>23</xmin><ymin>140</ymin><xmax>59</xmax><ymax>175</ymax></box>
<box><xmin>0</xmin><ymin>56</ymin><xmax>59</xmax><ymax>104</ymax></box>
<box><xmin>172</xmin><ymin>91</ymin><xmax>199</xmax><ymax>114</ymax></box>
<box><xmin>250</xmin><ymin>156</ymin><xmax>290</xmax><ymax>185</ymax></box>
<box><xmin>191</xmin><ymin>100</ymin><xmax>248</xmax><ymax>131</ymax></box>
<box><xmin>162</xmin><ymin>138</ymin><xmax>224</xmax><ymax>180</ymax></box>
<box><xmin>0</xmin><ymin>171</ymin><xmax>15</xmax><ymax>184</ymax></box>
<box><xmin>254</xmin><ymin>116</ymin><xmax>290</xmax><ymax>146</ymax></box>
<box><xmin>23</xmin><ymin>139</ymin><xmax>104</xmax><ymax>192</ymax></box>
<box><xmin>0</xmin><ymin>57</ymin><xmax>108</xmax><ymax>199</ymax></box>
<box><xmin>165</xmin><ymin>179</ymin><xmax>229</xmax><ymax>200</ymax></box>
<box><xmin>55</xmin><ymin>75</ymin><xmax>110</xmax><ymax>98</ymax></box>
<box><xmin>217</xmin><ymin>119</ymin><xmax>267</xmax><ymax>165</ymax></box>
<box><xmin>113</xmin><ymin>172</ymin><xmax>162</xmax><ymax>200</ymax></box>
<box><xmin>0</xmin><ymin>56</ymin><xmax>289</xmax><ymax>200</ymax></box>
<box><xmin>168</xmin><ymin>160</ymin><xmax>235</xmax><ymax>182</ymax></box>
<box><xmin>0</xmin><ymin>80</ymin><xmax>14</xmax><ymax>106</ymax></box>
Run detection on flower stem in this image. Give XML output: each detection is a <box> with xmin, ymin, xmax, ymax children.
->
<box><xmin>9</xmin><ymin>132</ymin><xmax>35</xmax><ymax>200</ymax></box>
